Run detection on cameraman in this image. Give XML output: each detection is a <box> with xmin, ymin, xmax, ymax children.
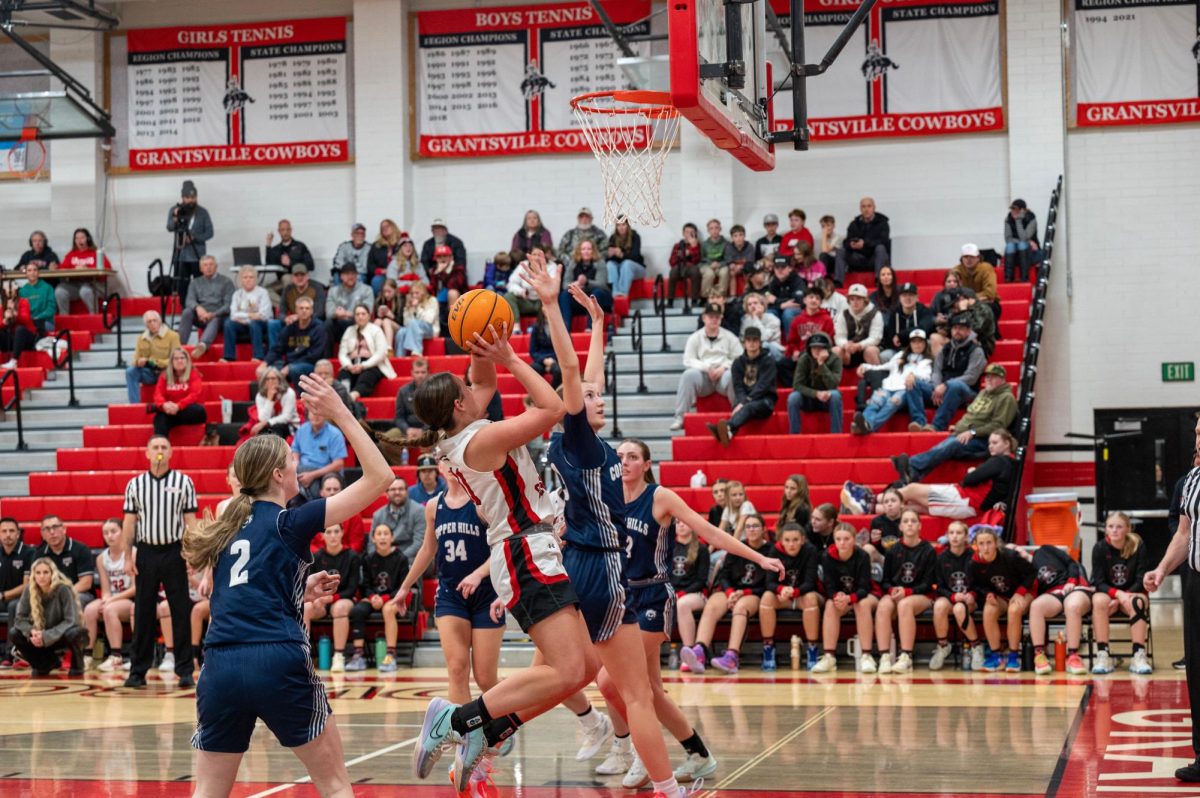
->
<box><xmin>166</xmin><ymin>180</ymin><xmax>214</xmax><ymax>302</ymax></box>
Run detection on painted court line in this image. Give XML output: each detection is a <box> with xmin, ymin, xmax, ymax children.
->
<box><xmin>695</xmin><ymin>706</ymin><xmax>836</xmax><ymax>798</ymax></box>
<box><xmin>245</xmin><ymin>735</ymin><xmax>419</xmax><ymax>798</ymax></box>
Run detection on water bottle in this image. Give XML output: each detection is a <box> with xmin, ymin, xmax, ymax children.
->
<box><xmin>374</xmin><ymin>637</ymin><xmax>387</xmax><ymax>668</ymax></box>
<box><xmin>848</xmin><ymin>635</ymin><xmax>861</xmax><ymax>671</ymax></box>
<box><xmin>401</xmin><ymin>447</ymin><xmax>410</xmax><ymax>466</ymax></box>
<box><xmin>1054</xmin><ymin>631</ymin><xmax>1066</xmax><ymax>672</ymax></box>
<box><xmin>667</xmin><ymin>644</ymin><xmax>679</xmax><ymax>670</ymax></box>
<box><xmin>790</xmin><ymin>635</ymin><xmax>801</xmax><ymax>671</ymax></box>
<box><xmin>689</xmin><ymin>469</ymin><xmax>707</xmax><ymax>488</ymax></box>
<box><xmin>318</xmin><ymin>636</ymin><xmax>332</xmax><ymax>671</ymax></box>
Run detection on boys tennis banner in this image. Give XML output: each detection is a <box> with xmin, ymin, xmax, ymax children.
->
<box><xmin>1072</xmin><ymin>0</ymin><xmax>1200</xmax><ymax>127</ymax></box>
<box><xmin>766</xmin><ymin>0</ymin><xmax>1004</xmax><ymax>141</ymax></box>
<box><xmin>125</xmin><ymin>17</ymin><xmax>350</xmax><ymax>170</ymax></box>
<box><xmin>413</xmin><ymin>0</ymin><xmax>650</xmax><ymax>158</ymax></box>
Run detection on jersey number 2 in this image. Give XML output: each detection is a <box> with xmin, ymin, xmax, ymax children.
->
<box><xmin>229</xmin><ymin>540</ymin><xmax>250</xmax><ymax>587</ymax></box>
<box><xmin>444</xmin><ymin>539</ymin><xmax>468</xmax><ymax>562</ymax></box>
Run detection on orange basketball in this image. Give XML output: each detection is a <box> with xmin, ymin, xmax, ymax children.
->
<box><xmin>447</xmin><ymin>289</ymin><xmax>515</xmax><ymax>351</ymax></box>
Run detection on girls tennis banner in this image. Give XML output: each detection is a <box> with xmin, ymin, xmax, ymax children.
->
<box><xmin>125</xmin><ymin>17</ymin><xmax>350</xmax><ymax>170</ymax></box>
<box><xmin>413</xmin><ymin>0</ymin><xmax>650</xmax><ymax>158</ymax></box>
<box><xmin>1072</xmin><ymin>0</ymin><xmax>1200</xmax><ymax>127</ymax></box>
<box><xmin>766</xmin><ymin>0</ymin><xmax>1004</xmax><ymax>141</ymax></box>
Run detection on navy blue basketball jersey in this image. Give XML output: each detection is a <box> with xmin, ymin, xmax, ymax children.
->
<box><xmin>434</xmin><ymin>492</ymin><xmax>489</xmax><ymax>586</ymax></box>
<box><xmin>624</xmin><ymin>484</ymin><xmax>674</xmax><ymax>583</ymax></box>
<box><xmin>547</xmin><ymin>410</ymin><xmax>626</xmax><ymax>551</ymax></box>
<box><xmin>205</xmin><ymin>498</ymin><xmax>325</xmax><ymax>648</ymax></box>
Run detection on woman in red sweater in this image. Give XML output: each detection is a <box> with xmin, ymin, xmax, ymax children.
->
<box><xmin>0</xmin><ymin>285</ymin><xmax>37</xmax><ymax>370</ymax></box>
<box><xmin>57</xmin><ymin>227</ymin><xmax>111</xmax><ymax>316</ymax></box>
<box><xmin>151</xmin><ymin>347</ymin><xmax>206</xmax><ymax>437</ymax></box>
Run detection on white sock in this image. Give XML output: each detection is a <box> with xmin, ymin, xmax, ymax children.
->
<box><xmin>578</xmin><ymin>707</ymin><xmax>603</xmax><ymax>729</ymax></box>
<box><xmin>614</xmin><ymin>734</ymin><xmax>632</xmax><ymax>752</ymax></box>
<box><xmin>651</xmin><ymin>777</ymin><xmax>680</xmax><ymax>796</ymax></box>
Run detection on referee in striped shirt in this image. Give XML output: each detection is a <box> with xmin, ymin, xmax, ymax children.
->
<box><xmin>1145</xmin><ymin>414</ymin><xmax>1200</xmax><ymax>782</ymax></box>
<box><xmin>121</xmin><ymin>435</ymin><xmax>198</xmax><ymax>688</ymax></box>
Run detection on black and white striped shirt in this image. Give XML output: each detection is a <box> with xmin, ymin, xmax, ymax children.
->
<box><xmin>1181</xmin><ymin>467</ymin><xmax>1200</xmax><ymax>571</ymax></box>
<box><xmin>123</xmin><ymin>469</ymin><xmax>197</xmax><ymax>546</ymax></box>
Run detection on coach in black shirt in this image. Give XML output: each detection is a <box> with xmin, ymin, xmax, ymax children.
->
<box><xmin>1</xmin><ymin>516</ymin><xmax>31</xmax><ymax>664</ymax></box>
<box><xmin>122</xmin><ymin>435</ymin><xmax>198</xmax><ymax>688</ymax></box>
<box><xmin>34</xmin><ymin>514</ymin><xmax>95</xmax><ymax>609</ymax></box>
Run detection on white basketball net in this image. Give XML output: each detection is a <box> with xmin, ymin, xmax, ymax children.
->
<box><xmin>571</xmin><ymin>91</ymin><xmax>680</xmax><ymax>228</ymax></box>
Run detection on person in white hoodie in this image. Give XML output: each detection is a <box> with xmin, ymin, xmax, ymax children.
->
<box><xmin>832</xmin><ymin>283</ymin><xmax>883</xmax><ymax>367</ymax></box>
<box><xmin>222</xmin><ymin>266</ymin><xmax>274</xmax><ymax>360</ymax></box>
<box><xmin>850</xmin><ymin>329</ymin><xmax>933</xmax><ymax>435</ymax></box>
<box><xmin>671</xmin><ymin>303</ymin><xmax>743</xmax><ymax>430</ymax></box>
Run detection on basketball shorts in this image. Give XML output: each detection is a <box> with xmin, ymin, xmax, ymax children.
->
<box><xmin>192</xmin><ymin>641</ymin><xmax>330</xmax><ymax>753</ymax></box>
<box><xmin>627</xmin><ymin>582</ymin><xmax>675</xmax><ymax>636</ymax></box>
<box><xmin>489</xmin><ymin>531</ymin><xmax>578</xmax><ymax>633</ymax></box>
<box><xmin>926</xmin><ymin>484</ymin><xmax>977</xmax><ymax>519</ymax></box>
<box><xmin>564</xmin><ymin>545</ymin><xmax>635</xmax><ymax>643</ymax></box>
<box><xmin>435</xmin><ymin>580</ymin><xmax>505</xmax><ymax>629</ymax></box>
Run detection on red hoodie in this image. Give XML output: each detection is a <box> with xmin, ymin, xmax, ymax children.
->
<box><xmin>785</xmin><ymin>308</ymin><xmax>835</xmax><ymax>359</ymax></box>
<box><xmin>4</xmin><ymin>297</ymin><xmax>35</xmax><ymax>335</ymax></box>
<box><xmin>153</xmin><ymin>370</ymin><xmax>205</xmax><ymax>409</ymax></box>
<box><xmin>61</xmin><ymin>248</ymin><xmax>112</xmax><ymax>271</ymax></box>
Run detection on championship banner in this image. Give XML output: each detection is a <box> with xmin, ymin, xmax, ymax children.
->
<box><xmin>414</xmin><ymin>0</ymin><xmax>650</xmax><ymax>158</ymax></box>
<box><xmin>766</xmin><ymin>0</ymin><xmax>1004</xmax><ymax>141</ymax></box>
<box><xmin>1072</xmin><ymin>0</ymin><xmax>1200</xmax><ymax>127</ymax></box>
<box><xmin>125</xmin><ymin>17</ymin><xmax>350</xmax><ymax>170</ymax></box>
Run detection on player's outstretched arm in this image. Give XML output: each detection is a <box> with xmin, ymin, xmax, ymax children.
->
<box><xmin>392</xmin><ymin>499</ymin><xmax>439</xmax><ymax>610</ymax></box>
<box><xmin>656</xmin><ymin>486</ymin><xmax>786</xmax><ymax>577</ymax></box>
<box><xmin>527</xmin><ymin>249</ymin><xmax>585</xmax><ymax>414</ymax></box>
<box><xmin>568</xmin><ymin>284</ymin><xmax>607</xmax><ymax>391</ymax></box>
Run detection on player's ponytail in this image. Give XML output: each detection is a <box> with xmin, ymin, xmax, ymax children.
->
<box><xmin>412</xmin><ymin>372</ymin><xmax>463</xmax><ymax>448</ymax></box>
<box><xmin>183</xmin><ymin>435</ymin><xmax>290</xmax><ymax>571</ymax></box>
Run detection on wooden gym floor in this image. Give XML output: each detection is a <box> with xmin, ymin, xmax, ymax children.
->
<box><xmin>0</xmin><ymin>602</ymin><xmax>1190</xmax><ymax>797</ymax></box>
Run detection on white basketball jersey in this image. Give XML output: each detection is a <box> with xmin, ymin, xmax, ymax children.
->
<box><xmin>438</xmin><ymin>418</ymin><xmax>557</xmax><ymax>546</ymax></box>
<box><xmin>101</xmin><ymin>548</ymin><xmax>132</xmax><ymax>595</ymax></box>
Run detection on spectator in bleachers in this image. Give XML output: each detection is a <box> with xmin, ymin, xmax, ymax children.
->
<box><xmin>970</xmin><ymin>527</ymin><xmax>1033</xmax><ymax>673</ymax></box>
<box><xmin>872</xmin><ymin>509</ymin><xmax>936</xmax><ymax>674</ymax></box>
<box><xmin>420</xmin><ymin>218</ymin><xmax>467</xmax><ymax>276</ymax></box>
<box><xmin>699</xmin><ymin>219</ymin><xmax>730</xmax><ymax>298</ymax></box>
<box><xmin>268</xmin><ymin>264</ymin><xmax>327</xmax><ymax>351</ymax></box>
<box><xmin>707</xmin><ymin>479</ymin><xmax>728</xmax><ymax>528</ymax></box>
<box><xmin>759</xmin><ymin>522</ymin><xmax>820</xmax><ymax>669</ymax></box>
<box><xmin>697</xmin><ymin>289</ymin><xmax>742</xmax><ymax>336</ymax></box>
<box><xmin>0</xmin><ymin>516</ymin><xmax>31</xmax><ymax>667</ymax></box>
<box><xmin>834</xmin><ymin>197</ymin><xmax>890</xmax><ymax>284</ymax></box>
<box><xmin>370</xmin><ymin>478</ymin><xmax>425</xmax><ymax>565</ymax></box>
<box><xmin>787</xmin><ymin>332</ymin><xmax>843</xmax><ymax>434</ymax></box>
<box><xmin>930</xmin><ymin>270</ymin><xmax>974</xmax><ymax>331</ymax></box>
<box><xmin>670</xmin><ymin>520</ymin><xmax>710</xmax><ymax>666</ymax></box>
<box><xmin>722</xmin><ymin>225</ymin><xmax>755</xmax><ymax>290</ymax></box>
<box><xmin>337</xmin><ymin>304</ymin><xmax>395</xmax><ymax>401</ymax></box>
<box><xmin>604</xmin><ymin>217</ymin><xmax>645</xmax><ymax>298</ymax></box>
<box><xmin>818</xmin><ymin>275</ymin><xmax>848</xmax><ymax>318</ymax></box>
<box><xmin>668</xmin><ymin>223</ymin><xmax>703</xmax><ymax>309</ymax></box>
<box><xmin>157</xmin><ymin>565</ymin><xmax>208</xmax><ymax>675</ymax></box>
<box><xmin>881</xmin><ymin>281</ymin><xmax>933</xmax><ymax>360</ymax></box>
<box><xmin>780</xmin><ymin>209</ymin><xmax>814</xmax><ymax>259</ymax></box>
<box><xmin>326</xmin><ymin>263</ymin><xmax>375</xmax><ymax>354</ymax></box>
<box><xmin>557</xmin><ymin>207</ymin><xmax>607</xmax><ymax>271</ymax></box>
<box><xmin>765</xmin><ymin>257</ymin><xmax>805</xmax><ymax>336</ymax></box>
<box><xmin>511</xmin><ymin>209</ymin><xmax>554</xmax><ymax>263</ymax></box>
<box><xmin>679</xmin><ymin>513</ymin><xmax>773</xmax><ymax>674</ymax></box>
<box><xmin>369</xmin><ymin>219</ymin><xmax>404</xmax><ymax>287</ymax></box>
<box><xmin>1004</xmin><ymin>199</ymin><xmax>1040</xmax><ymax>282</ymax></box>
<box><xmin>929</xmin><ymin>520</ymin><xmax>980</xmax><ymax>671</ymax></box>
<box><xmin>808</xmin><ymin>503</ymin><xmax>838</xmax><ymax>550</ymax></box>
<box><xmin>314</xmin><ymin>358</ymin><xmax>361</xmax><ymax>419</ymax></box>
<box><xmin>893</xmin><ymin>364</ymin><xmax>1016</xmax><ymax>485</ymax></box>
<box><xmin>304</xmin><ymin>523</ymin><xmax>360</xmax><ymax>673</ymax></box>
<box><xmin>427</xmin><ymin>244</ymin><xmax>468</xmax><ymax>309</ymax></box>
<box><xmin>347</xmin><ymin>524</ymin><xmax>411</xmax><ymax>672</ymax></box>
<box><xmin>719</xmin><ymin>482</ymin><xmax>757</xmax><ymax>534</ymax></box>
<box><xmin>18</xmin><ymin>263</ymin><xmax>55</xmax><ymax>336</ymax></box>
<box><xmin>670</xmin><ymin>302</ymin><xmax>742</xmax><ymax>430</ymax></box>
<box><xmin>372</xmin><ymin>279</ymin><xmax>402</xmax><ymax>346</ymax></box>
<box><xmin>310</xmin><ymin>474</ymin><xmax>366</xmax><ymax>553</ymax></box>
<box><xmin>1091</xmin><ymin>511</ymin><xmax>1152</xmax><ymax>675</ymax></box>
<box><xmin>1018</xmin><ymin>543</ymin><xmax>1092</xmax><ymax>676</ymax></box>
<box><xmin>783</xmin><ymin>285</ymin><xmax>835</xmax><ymax>369</ymax></box>
<box><xmin>150</xmin><ymin>347</ymin><xmax>206</xmax><ymax>438</ymax></box>
<box><xmin>483</xmin><ymin>252</ymin><xmax>516</xmax><ymax>293</ymax></box>
<box><xmin>334</xmin><ymin>222</ymin><xmax>373</xmax><ymax>287</ymax></box>
<box><xmin>739</xmin><ymin>295</ymin><xmax>782</xmax><ymax>357</ymax></box>
<box><xmin>810</xmin><ymin>523</ymin><xmax>879</xmax><ymax>673</ymax></box>
<box><xmin>0</xmin><ymin>284</ymin><xmax>36</xmax><ymax>370</ymax></box>
<box><xmin>17</xmin><ymin>230</ymin><xmax>59</xmax><ymax>270</ymax></box>
<box><xmin>177</xmin><ymin>255</ymin><xmax>234</xmax><ymax>361</ymax></box>
<box><xmin>529</xmin><ymin>307</ymin><xmax>562</xmax><ymax>388</ymax></box>
<box><xmin>951</xmin><ymin>244</ymin><xmax>1000</xmax><ymax>318</ymax></box>
<box><xmin>790</xmin><ymin>241</ymin><xmax>826</xmax><ymax>286</ymax></box>
<box><xmin>755</xmin><ymin>213</ymin><xmax>783</xmax><ymax>262</ymax></box>
<box><xmin>82</xmin><ymin>519</ymin><xmax>135</xmax><ymax>672</ymax></box>
<box><xmin>850</xmin><ymin>329</ymin><xmax>932</xmax><ymax>436</ymax></box>
<box><xmin>33</xmin><ymin>515</ymin><xmax>95</xmax><ymax>612</ymax></box>
<box><xmin>261</xmin><ymin>296</ymin><xmax>325</xmax><ymax>388</ymax></box>
<box><xmin>897</xmin><ymin>429</ymin><xmax>1016</xmax><ymax>521</ymax></box>
<box><xmin>390</xmin><ymin>234</ymin><xmax>424</xmax><ymax>285</ymax></box>
<box><xmin>391</xmin><ymin>357</ymin><xmax>428</xmax><ymax>439</ymax></box>
<box><xmin>706</xmin><ymin>326</ymin><xmax>776</xmax><ymax>447</ymax></box>
<box><xmin>10</xmin><ymin>557</ymin><xmax>87</xmax><ymax>676</ymax></box>
<box><xmin>265</xmin><ymin>219</ymin><xmax>315</xmax><ymax>277</ymax></box>
<box><xmin>778</xmin><ymin>475</ymin><xmax>812</xmax><ymax>530</ymax></box>
<box><xmin>948</xmin><ymin>292</ymin><xmax>996</xmax><ymax>357</ymax></box>
<box><xmin>409</xmin><ymin>455</ymin><xmax>447</xmax><ymax>504</ymax></box>
<box><xmin>292</xmin><ymin>404</ymin><xmax>347</xmax><ymax>499</ymax></box>
<box><xmin>903</xmin><ymin>313</ymin><xmax>986</xmax><ymax>433</ymax></box>
<box><xmin>560</xmin><ymin>240</ymin><xmax>613</xmax><ymax>331</ymax></box>
<box><xmin>166</xmin><ymin>180</ymin><xmax>213</xmax><ymax>303</ymax></box>
<box><xmin>56</xmin><ymin>227</ymin><xmax>110</xmax><ymax>316</ymax></box>
<box><xmin>247</xmin><ymin>368</ymin><xmax>300</xmax><ymax>438</ymax></box>
<box><xmin>833</xmin><ymin>283</ymin><xmax>883</xmax><ymax>367</ymax></box>
<box><xmin>869</xmin><ymin>265</ymin><xmax>899</xmax><ymax>314</ymax></box>
<box><xmin>126</xmin><ymin>310</ymin><xmax>180</xmax><ymax>403</ymax></box>
<box><xmin>222</xmin><ymin>265</ymin><xmax>273</xmax><ymax>361</ymax></box>
<box><xmin>395</xmin><ymin>282</ymin><xmax>440</xmax><ymax>357</ymax></box>
<box><xmin>816</xmin><ymin>214</ymin><xmax>840</xmax><ymax>276</ymax></box>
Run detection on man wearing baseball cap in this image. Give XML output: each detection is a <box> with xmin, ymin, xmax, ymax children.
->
<box><xmin>706</xmin><ymin>326</ymin><xmax>777</xmax><ymax>446</ymax></box>
<box><xmin>556</xmin><ymin>207</ymin><xmax>607</xmax><ymax>269</ymax></box>
<box><xmin>1004</xmin><ymin>199</ymin><xmax>1040</xmax><ymax>283</ymax></box>
<box><xmin>951</xmin><ymin>243</ymin><xmax>999</xmax><ymax>316</ymax></box>
<box><xmin>755</xmin><ymin>213</ymin><xmax>783</xmax><ymax>262</ymax></box>
<box><xmin>333</xmin><ymin>222</ymin><xmax>372</xmax><ymax>286</ymax></box>
<box><xmin>787</xmin><ymin>331</ymin><xmax>843</xmax><ymax>434</ymax></box>
<box><xmin>671</xmin><ymin>302</ymin><xmax>743</xmax><ymax>430</ymax></box>
<box><xmin>892</xmin><ymin>363</ymin><xmax>1016</xmax><ymax>486</ymax></box>
<box><xmin>904</xmin><ymin>311</ymin><xmax>986</xmax><ymax>433</ymax></box>
<box><xmin>409</xmin><ymin>454</ymin><xmax>448</xmax><ymax>504</ymax></box>
<box><xmin>881</xmin><ymin>281</ymin><xmax>933</xmax><ymax>359</ymax></box>
<box><xmin>833</xmin><ymin>283</ymin><xmax>883</xmax><ymax>367</ymax></box>
<box><xmin>420</xmin><ymin>217</ymin><xmax>467</xmax><ymax>275</ymax></box>
<box><xmin>166</xmin><ymin>179</ymin><xmax>214</xmax><ymax>302</ymax></box>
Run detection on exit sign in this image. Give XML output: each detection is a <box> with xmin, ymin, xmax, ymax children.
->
<box><xmin>1163</xmin><ymin>362</ymin><xmax>1195</xmax><ymax>382</ymax></box>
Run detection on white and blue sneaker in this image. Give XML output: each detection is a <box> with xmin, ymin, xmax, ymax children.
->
<box><xmin>840</xmin><ymin>481</ymin><xmax>876</xmax><ymax>515</ymax></box>
<box><xmin>674</xmin><ymin>752</ymin><xmax>718</xmax><ymax>783</ymax></box>
<box><xmin>413</xmin><ymin>697</ymin><xmax>459</xmax><ymax>779</ymax></box>
<box><xmin>453</xmin><ymin>729</ymin><xmax>489</xmax><ymax>792</ymax></box>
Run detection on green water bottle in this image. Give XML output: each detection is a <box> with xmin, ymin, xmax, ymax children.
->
<box><xmin>375</xmin><ymin>637</ymin><xmax>387</xmax><ymax>668</ymax></box>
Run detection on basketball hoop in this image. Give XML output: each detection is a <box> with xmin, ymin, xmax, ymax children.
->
<box><xmin>570</xmin><ymin>90</ymin><xmax>680</xmax><ymax>228</ymax></box>
<box><xmin>5</xmin><ymin>127</ymin><xmax>47</xmax><ymax>181</ymax></box>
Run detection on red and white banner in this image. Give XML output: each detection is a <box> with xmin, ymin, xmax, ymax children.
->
<box><xmin>766</xmin><ymin>0</ymin><xmax>1004</xmax><ymax>141</ymax></box>
<box><xmin>1072</xmin><ymin>0</ymin><xmax>1200</xmax><ymax>127</ymax></box>
<box><xmin>126</xmin><ymin>17</ymin><xmax>350</xmax><ymax>170</ymax></box>
<box><xmin>414</xmin><ymin>1</ymin><xmax>650</xmax><ymax>158</ymax></box>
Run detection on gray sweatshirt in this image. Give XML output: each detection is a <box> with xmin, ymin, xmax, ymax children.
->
<box><xmin>13</xmin><ymin>583</ymin><xmax>81</xmax><ymax>647</ymax></box>
<box><xmin>185</xmin><ymin>273</ymin><xmax>236</xmax><ymax>316</ymax></box>
<box><xmin>326</xmin><ymin>281</ymin><xmax>375</xmax><ymax>318</ymax></box>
